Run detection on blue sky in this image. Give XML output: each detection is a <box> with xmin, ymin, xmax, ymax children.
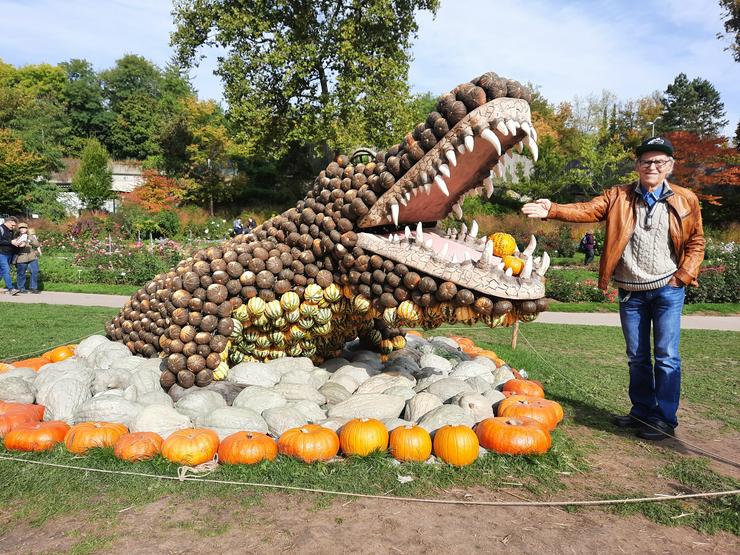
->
<box><xmin>1</xmin><ymin>0</ymin><xmax>737</xmax><ymax>136</ymax></box>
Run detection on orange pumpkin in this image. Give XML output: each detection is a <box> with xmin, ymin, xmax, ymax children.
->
<box><xmin>64</xmin><ymin>422</ymin><xmax>129</xmax><ymax>454</ymax></box>
<box><xmin>0</xmin><ymin>402</ymin><xmax>45</xmax><ymax>421</ymax></box>
<box><xmin>502</xmin><ymin>255</ymin><xmax>524</xmax><ymax>275</ymax></box>
<box><xmin>113</xmin><ymin>432</ymin><xmax>163</xmax><ymax>462</ymax></box>
<box><xmin>12</xmin><ymin>357</ymin><xmax>50</xmax><ymax>371</ymax></box>
<box><xmin>476</xmin><ymin>350</ymin><xmax>504</xmax><ymax>367</ymax></box>
<box><xmin>161</xmin><ymin>428</ymin><xmax>219</xmax><ymax>465</ymax></box>
<box><xmin>497</xmin><ymin>395</ymin><xmax>562</xmax><ymax>431</ymax></box>
<box><xmin>406</xmin><ymin>330</ymin><xmax>423</xmax><ymax>337</ymax></box>
<box><xmin>0</xmin><ymin>412</ymin><xmax>38</xmax><ymax>437</ymax></box>
<box><xmin>502</xmin><ymin>379</ymin><xmax>545</xmax><ymax>398</ymax></box>
<box><xmin>448</xmin><ymin>336</ymin><xmax>477</xmax><ymax>355</ymax></box>
<box><xmin>43</xmin><ymin>345</ymin><xmax>75</xmax><ymax>363</ymax></box>
<box><xmin>490</xmin><ymin>232</ymin><xmax>517</xmax><ymax>257</ymax></box>
<box><xmin>0</xmin><ymin>363</ymin><xmax>15</xmax><ymax>373</ymax></box>
<box><xmin>278</xmin><ymin>424</ymin><xmax>339</xmax><ymax>463</ymax></box>
<box><xmin>389</xmin><ymin>425</ymin><xmax>432</xmax><ymax>462</ymax></box>
<box><xmin>4</xmin><ymin>421</ymin><xmax>70</xmax><ymax>452</ymax></box>
<box><xmin>339</xmin><ymin>418</ymin><xmax>389</xmax><ymax>456</ymax></box>
<box><xmin>475</xmin><ymin>416</ymin><xmax>552</xmax><ymax>455</ymax></box>
<box><xmin>218</xmin><ymin>431</ymin><xmax>278</xmax><ymax>465</ymax></box>
<box><xmin>433</xmin><ymin>425</ymin><xmax>479</xmax><ymax>467</ymax></box>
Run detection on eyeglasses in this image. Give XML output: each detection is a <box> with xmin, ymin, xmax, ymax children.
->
<box><xmin>638</xmin><ymin>158</ymin><xmax>671</xmax><ymax>169</ymax></box>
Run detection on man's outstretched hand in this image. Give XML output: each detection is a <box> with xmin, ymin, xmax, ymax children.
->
<box><xmin>521</xmin><ymin>199</ymin><xmax>552</xmax><ymax>219</ymax></box>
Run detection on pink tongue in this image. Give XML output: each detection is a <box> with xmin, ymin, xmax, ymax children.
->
<box><xmin>411</xmin><ymin>232</ymin><xmax>482</xmax><ymax>262</ymax></box>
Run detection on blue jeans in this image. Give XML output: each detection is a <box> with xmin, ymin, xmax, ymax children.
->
<box><xmin>0</xmin><ymin>253</ymin><xmax>14</xmax><ymax>289</ymax></box>
<box><xmin>619</xmin><ymin>285</ymin><xmax>685</xmax><ymax>428</ymax></box>
<box><xmin>17</xmin><ymin>259</ymin><xmax>39</xmax><ymax>291</ymax></box>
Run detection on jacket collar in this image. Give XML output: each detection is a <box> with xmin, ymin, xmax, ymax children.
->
<box><xmin>632</xmin><ymin>180</ymin><xmax>674</xmax><ymax>202</ymax></box>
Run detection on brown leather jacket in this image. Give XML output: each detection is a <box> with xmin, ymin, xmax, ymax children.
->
<box><xmin>547</xmin><ymin>181</ymin><xmax>705</xmax><ymax>290</ymax></box>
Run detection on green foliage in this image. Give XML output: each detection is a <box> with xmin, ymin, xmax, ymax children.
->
<box><xmin>171</xmin><ymin>0</ymin><xmax>440</xmax><ymax>163</ymax></box>
<box><xmin>0</xmin><ymin>128</ymin><xmax>47</xmax><ymax>213</ymax></box>
<box><xmin>21</xmin><ymin>179</ymin><xmax>67</xmax><ymax>221</ymax></box>
<box><xmin>718</xmin><ymin>0</ymin><xmax>740</xmax><ymax>62</ymax></box>
<box><xmin>661</xmin><ymin>73</ymin><xmax>728</xmax><ymax>138</ymax></box>
<box><xmin>72</xmin><ymin>138</ymin><xmax>113</xmax><ymax>209</ymax></box>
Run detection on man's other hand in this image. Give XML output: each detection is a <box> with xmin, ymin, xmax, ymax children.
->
<box><xmin>521</xmin><ymin>199</ymin><xmax>552</xmax><ymax>219</ymax></box>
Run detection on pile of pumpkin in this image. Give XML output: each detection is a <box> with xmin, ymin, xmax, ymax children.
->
<box><xmin>1</xmin><ymin>381</ymin><xmax>562</xmax><ymax>468</ymax></box>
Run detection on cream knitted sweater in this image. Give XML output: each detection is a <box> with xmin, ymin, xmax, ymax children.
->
<box><xmin>613</xmin><ymin>192</ymin><xmax>678</xmax><ymax>291</ymax></box>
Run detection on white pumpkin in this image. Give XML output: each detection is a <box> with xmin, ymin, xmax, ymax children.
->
<box><xmin>36</xmin><ymin>377</ymin><xmax>91</xmax><ymax>423</ymax></box>
<box><xmin>0</xmin><ymin>377</ymin><xmax>35</xmax><ymax>404</ymax></box>
<box><xmin>195</xmin><ymin>407</ymin><xmax>268</xmax><ymax>440</ymax></box>
<box><xmin>91</xmin><ymin>368</ymin><xmax>132</xmax><ymax>395</ymax></box>
<box><xmin>174</xmin><ymin>390</ymin><xmax>226</xmax><ymax>419</ymax></box>
<box><xmin>403</xmin><ymin>392</ymin><xmax>442</xmax><ymax>422</ymax></box>
<box><xmin>262</xmin><ymin>406</ymin><xmax>309</xmax><ymax>437</ymax></box>
<box><xmin>327</xmin><ymin>393</ymin><xmax>405</xmax><ymax>420</ymax></box>
<box><xmin>232</xmin><ymin>386</ymin><xmax>287</xmax><ymax>414</ymax></box>
<box><xmin>129</xmin><ymin>405</ymin><xmax>191</xmax><ymax>438</ymax></box>
<box><xmin>74</xmin><ymin>394</ymin><xmax>142</xmax><ymax>426</ymax></box>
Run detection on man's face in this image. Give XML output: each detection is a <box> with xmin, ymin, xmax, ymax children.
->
<box><xmin>636</xmin><ymin>150</ymin><xmax>674</xmax><ymax>189</ymax></box>
<box><xmin>4</xmin><ymin>220</ymin><xmax>16</xmax><ymax>231</ymax></box>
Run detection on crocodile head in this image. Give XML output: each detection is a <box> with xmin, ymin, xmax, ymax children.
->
<box><xmin>107</xmin><ymin>71</ymin><xmax>551</xmax><ymax>388</ymax></box>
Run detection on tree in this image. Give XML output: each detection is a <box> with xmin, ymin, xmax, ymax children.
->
<box><xmin>171</xmin><ymin>0</ymin><xmax>440</xmax><ymax>164</ymax></box>
<box><xmin>666</xmin><ymin>130</ymin><xmax>740</xmax><ymax>224</ymax></box>
<box><xmin>718</xmin><ymin>0</ymin><xmax>740</xmax><ymax>62</ymax></box>
<box><xmin>60</xmin><ymin>58</ymin><xmax>112</xmax><ymax>154</ymax></box>
<box><xmin>72</xmin><ymin>138</ymin><xmax>113</xmax><ymax>209</ymax></box>
<box><xmin>0</xmin><ymin>129</ymin><xmax>46</xmax><ymax>213</ymax></box>
<box><xmin>661</xmin><ymin>73</ymin><xmax>728</xmax><ymax>138</ymax></box>
<box><xmin>124</xmin><ymin>169</ymin><xmax>186</xmax><ymax>212</ymax></box>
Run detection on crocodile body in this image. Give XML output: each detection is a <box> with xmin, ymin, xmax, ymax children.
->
<box><xmin>106</xmin><ymin>71</ymin><xmax>551</xmax><ymax>390</ymax></box>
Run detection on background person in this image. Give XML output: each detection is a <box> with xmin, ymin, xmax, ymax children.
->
<box><xmin>580</xmin><ymin>230</ymin><xmax>596</xmax><ymax>265</ymax></box>
<box><xmin>0</xmin><ymin>216</ymin><xmax>20</xmax><ymax>295</ymax></box>
<box><xmin>15</xmin><ymin>223</ymin><xmax>41</xmax><ymax>294</ymax></box>
<box><xmin>521</xmin><ymin>137</ymin><xmax>705</xmax><ymax>441</ymax></box>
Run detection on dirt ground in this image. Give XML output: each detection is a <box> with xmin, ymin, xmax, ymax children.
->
<box><xmin>1</xmin><ymin>405</ymin><xmax>737</xmax><ymax>555</ymax></box>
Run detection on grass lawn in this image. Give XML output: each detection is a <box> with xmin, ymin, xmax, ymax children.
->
<box><xmin>548</xmin><ymin>301</ymin><xmax>740</xmax><ymax>315</ymax></box>
<box><xmin>39</xmin><ymin>282</ymin><xmax>139</xmax><ymax>296</ymax></box>
<box><xmin>0</xmin><ymin>303</ymin><xmax>738</xmax><ymax>541</ymax></box>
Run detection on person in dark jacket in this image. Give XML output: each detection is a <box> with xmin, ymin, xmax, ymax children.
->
<box><xmin>15</xmin><ymin>223</ymin><xmax>41</xmax><ymax>294</ymax></box>
<box><xmin>582</xmin><ymin>231</ymin><xmax>596</xmax><ymax>265</ymax></box>
<box><xmin>0</xmin><ymin>216</ymin><xmax>20</xmax><ymax>295</ymax></box>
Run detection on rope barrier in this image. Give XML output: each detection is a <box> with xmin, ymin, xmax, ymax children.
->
<box><xmin>0</xmin><ymin>455</ymin><xmax>736</xmax><ymax>507</ymax></box>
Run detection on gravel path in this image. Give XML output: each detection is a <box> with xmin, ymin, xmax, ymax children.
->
<box><xmin>2</xmin><ymin>290</ymin><xmax>738</xmax><ymax>331</ymax></box>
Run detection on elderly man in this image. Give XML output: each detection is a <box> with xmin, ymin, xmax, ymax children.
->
<box><xmin>522</xmin><ymin>137</ymin><xmax>705</xmax><ymax>440</ymax></box>
<box><xmin>0</xmin><ymin>216</ymin><xmax>20</xmax><ymax>295</ymax></box>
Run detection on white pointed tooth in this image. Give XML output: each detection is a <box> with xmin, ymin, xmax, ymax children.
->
<box><xmin>425</xmin><ymin>238</ymin><xmax>433</xmax><ymax>249</ymax></box>
<box><xmin>386</xmin><ymin>214</ymin><xmax>392</xmax><ymax>223</ymax></box>
<box><xmin>452</xmin><ymin>203</ymin><xmax>463</xmax><ymax>220</ymax></box>
<box><xmin>495</xmin><ymin>120</ymin><xmax>509</xmax><ymax>136</ymax></box>
<box><xmin>404</xmin><ymin>225</ymin><xmax>412</xmax><ymax>241</ymax></box>
<box><xmin>497</xmin><ymin>261</ymin><xmax>505</xmax><ymax>271</ymax></box>
<box><xmin>470</xmin><ymin>220</ymin><xmax>478</xmax><ymax>238</ymax></box>
<box><xmin>520</xmin><ymin>256</ymin><xmax>533</xmax><ymax>279</ymax></box>
<box><xmin>520</xmin><ymin>121</ymin><xmax>532</xmax><ymax>137</ymax></box>
<box><xmin>399</xmin><ymin>196</ymin><xmax>408</xmax><ymax>206</ymax></box>
<box><xmin>451</xmin><ymin>254</ymin><xmax>458</xmax><ymax>264</ymax></box>
<box><xmin>391</xmin><ymin>204</ymin><xmax>399</xmax><ymax>226</ymax></box>
<box><xmin>388</xmin><ymin>234</ymin><xmax>393</xmax><ymax>242</ymax></box>
<box><xmin>493</xmin><ymin>163</ymin><xmax>504</xmax><ymax>178</ymax></box>
<box><xmin>439</xmin><ymin>242</ymin><xmax>449</xmax><ymax>258</ymax></box>
<box><xmin>485</xmin><ymin>239</ymin><xmax>494</xmax><ymax>258</ymax></box>
<box><xmin>434</xmin><ymin>175</ymin><xmax>449</xmax><ymax>196</ymax></box>
<box><xmin>464</xmin><ymin>251</ymin><xmax>472</xmax><ymax>262</ymax></box>
<box><xmin>424</xmin><ymin>183</ymin><xmax>432</xmax><ymax>195</ymax></box>
<box><xmin>405</xmin><ymin>192</ymin><xmax>411</xmax><ymax>201</ymax></box>
<box><xmin>506</xmin><ymin>119</ymin><xmax>518</xmax><ymax>136</ymax></box>
<box><xmin>515</xmin><ymin>141</ymin><xmax>523</xmax><ymax>153</ymax></box>
<box><xmin>461</xmin><ymin>223</ymin><xmax>468</xmax><ymax>236</ymax></box>
<box><xmin>480</xmin><ymin>128</ymin><xmax>502</xmax><ymax>156</ymax></box>
<box><xmin>445</xmin><ymin>149</ymin><xmax>457</xmax><ymax>167</ymax></box>
<box><xmin>457</xmin><ymin>144</ymin><xmax>466</xmax><ymax>154</ymax></box>
<box><xmin>524</xmin><ymin>136</ymin><xmax>539</xmax><ymax>162</ymax></box>
<box><xmin>505</xmin><ymin>267</ymin><xmax>513</xmax><ymax>277</ymax></box>
<box><xmin>464</xmin><ymin>134</ymin><xmax>475</xmax><ymax>152</ymax></box>
<box><xmin>439</xmin><ymin>163</ymin><xmax>450</xmax><ymax>178</ymax></box>
<box><xmin>536</xmin><ymin>252</ymin><xmax>551</xmax><ymax>275</ymax></box>
<box><xmin>506</xmin><ymin>148</ymin><xmax>514</xmax><ymax>159</ymax></box>
<box><xmin>484</xmin><ymin>177</ymin><xmax>494</xmax><ymax>198</ymax></box>
<box><xmin>523</xmin><ymin>235</ymin><xmax>537</xmax><ymax>257</ymax></box>
<box><xmin>416</xmin><ymin>221</ymin><xmax>424</xmax><ymax>244</ymax></box>
<box><xmin>412</xmin><ymin>187</ymin><xmax>419</xmax><ymax>197</ymax></box>
<box><xmin>531</xmin><ymin>125</ymin><xmax>538</xmax><ymax>142</ymax></box>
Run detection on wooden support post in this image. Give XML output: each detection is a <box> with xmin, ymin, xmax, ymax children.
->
<box><xmin>511</xmin><ymin>320</ymin><xmax>519</xmax><ymax>350</ymax></box>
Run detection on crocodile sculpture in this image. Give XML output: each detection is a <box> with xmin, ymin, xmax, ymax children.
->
<box><xmin>106</xmin><ymin>71</ymin><xmax>552</xmax><ymax>390</ymax></box>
